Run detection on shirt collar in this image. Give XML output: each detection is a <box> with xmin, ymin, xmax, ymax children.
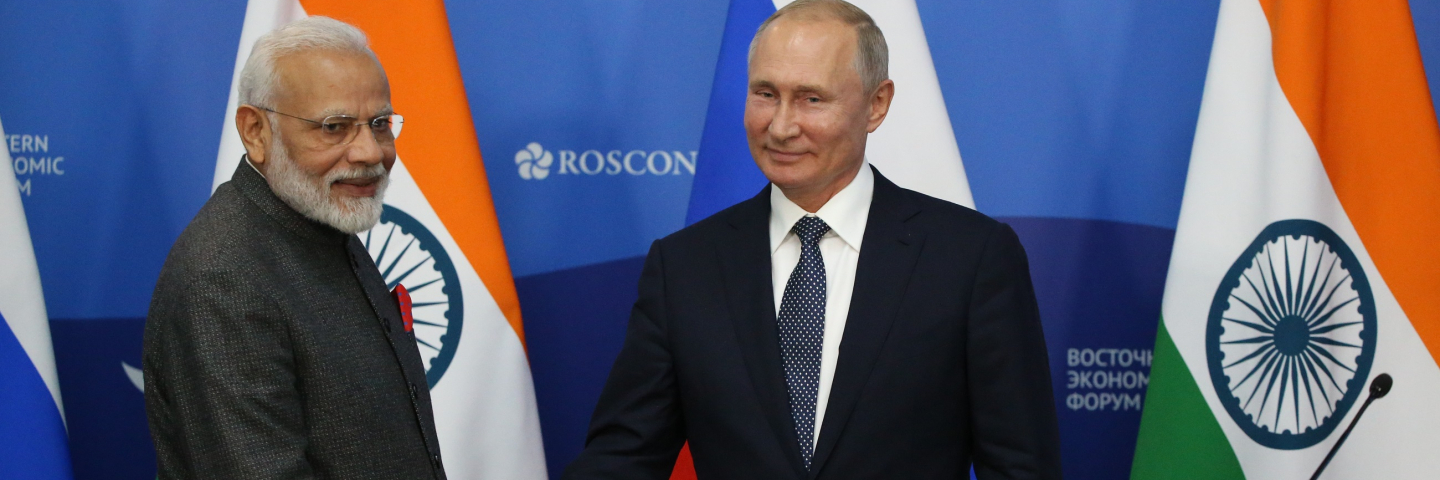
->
<box><xmin>243</xmin><ymin>154</ymin><xmax>266</xmax><ymax>179</ymax></box>
<box><xmin>769</xmin><ymin>161</ymin><xmax>874</xmax><ymax>254</ymax></box>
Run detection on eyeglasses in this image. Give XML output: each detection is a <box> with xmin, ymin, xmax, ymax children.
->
<box><xmin>259</xmin><ymin>107</ymin><xmax>404</xmax><ymax>146</ymax></box>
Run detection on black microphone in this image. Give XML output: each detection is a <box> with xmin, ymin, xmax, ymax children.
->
<box><xmin>1310</xmin><ymin>373</ymin><xmax>1393</xmax><ymax>480</ymax></box>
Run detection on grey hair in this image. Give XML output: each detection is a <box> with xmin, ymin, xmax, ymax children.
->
<box><xmin>748</xmin><ymin>0</ymin><xmax>889</xmax><ymax>93</ymax></box>
<box><xmin>238</xmin><ymin>16</ymin><xmax>379</xmax><ymax>109</ymax></box>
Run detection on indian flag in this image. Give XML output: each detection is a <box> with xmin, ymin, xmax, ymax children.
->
<box><xmin>1131</xmin><ymin>0</ymin><xmax>1440</xmax><ymax>478</ymax></box>
<box><xmin>213</xmin><ymin>1</ymin><xmax>546</xmax><ymax>478</ymax></box>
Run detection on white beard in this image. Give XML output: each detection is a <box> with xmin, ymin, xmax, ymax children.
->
<box><xmin>264</xmin><ymin>137</ymin><xmax>389</xmax><ymax>234</ymax></box>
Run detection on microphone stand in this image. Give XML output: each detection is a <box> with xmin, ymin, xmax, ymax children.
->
<box><xmin>1310</xmin><ymin>373</ymin><xmax>1393</xmax><ymax>480</ymax></box>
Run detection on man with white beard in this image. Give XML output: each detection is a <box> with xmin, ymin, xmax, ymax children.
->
<box><xmin>143</xmin><ymin>17</ymin><xmax>446</xmax><ymax>479</ymax></box>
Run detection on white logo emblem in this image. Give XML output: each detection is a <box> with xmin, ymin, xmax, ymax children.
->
<box><xmin>515</xmin><ymin>142</ymin><xmax>554</xmax><ymax>180</ymax></box>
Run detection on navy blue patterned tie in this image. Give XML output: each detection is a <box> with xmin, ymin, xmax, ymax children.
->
<box><xmin>777</xmin><ymin>215</ymin><xmax>830</xmax><ymax>469</ymax></box>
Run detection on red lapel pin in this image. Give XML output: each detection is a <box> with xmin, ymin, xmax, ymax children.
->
<box><xmin>392</xmin><ymin>284</ymin><xmax>414</xmax><ymax>333</ymax></box>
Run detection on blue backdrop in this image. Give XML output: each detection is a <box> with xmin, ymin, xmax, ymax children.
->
<box><xmin>2</xmin><ymin>1</ymin><xmax>1439</xmax><ymax>478</ymax></box>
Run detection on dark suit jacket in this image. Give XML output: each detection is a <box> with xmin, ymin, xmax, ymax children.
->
<box><xmin>144</xmin><ymin>161</ymin><xmax>446</xmax><ymax>479</ymax></box>
<box><xmin>565</xmin><ymin>167</ymin><xmax>1061</xmax><ymax>479</ymax></box>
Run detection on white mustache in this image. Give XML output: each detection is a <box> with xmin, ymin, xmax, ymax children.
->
<box><xmin>326</xmin><ymin>163</ymin><xmax>388</xmax><ymax>185</ymax></box>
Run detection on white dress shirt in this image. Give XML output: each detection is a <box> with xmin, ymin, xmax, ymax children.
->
<box><xmin>769</xmin><ymin>162</ymin><xmax>874</xmax><ymax>450</ymax></box>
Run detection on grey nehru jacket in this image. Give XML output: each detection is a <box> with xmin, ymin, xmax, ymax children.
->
<box><xmin>144</xmin><ymin>160</ymin><xmax>447</xmax><ymax>479</ymax></box>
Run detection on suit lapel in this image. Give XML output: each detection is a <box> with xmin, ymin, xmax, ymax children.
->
<box><xmin>717</xmin><ymin>186</ymin><xmax>810</xmax><ymax>479</ymax></box>
<box><xmin>809</xmin><ymin>170</ymin><xmax>925</xmax><ymax>477</ymax></box>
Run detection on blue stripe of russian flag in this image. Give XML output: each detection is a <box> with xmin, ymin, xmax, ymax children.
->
<box><xmin>0</xmin><ymin>311</ymin><xmax>73</xmax><ymax>478</ymax></box>
<box><xmin>684</xmin><ymin>0</ymin><xmax>778</xmax><ymax>226</ymax></box>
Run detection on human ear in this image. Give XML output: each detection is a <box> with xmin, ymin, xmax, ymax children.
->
<box><xmin>236</xmin><ymin>105</ymin><xmax>273</xmax><ymax>166</ymax></box>
<box><xmin>866</xmin><ymin>79</ymin><xmax>895</xmax><ymax>133</ymax></box>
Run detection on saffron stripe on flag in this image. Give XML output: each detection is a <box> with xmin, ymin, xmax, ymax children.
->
<box><xmin>1259</xmin><ymin>0</ymin><xmax>1440</xmax><ymax>362</ymax></box>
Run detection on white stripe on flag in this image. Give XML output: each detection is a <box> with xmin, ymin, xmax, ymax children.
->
<box><xmin>377</xmin><ymin>161</ymin><xmax>548</xmax><ymax>479</ymax></box>
<box><xmin>0</xmin><ymin>115</ymin><xmax>64</xmax><ymax>418</ymax></box>
<box><xmin>771</xmin><ymin>0</ymin><xmax>974</xmax><ymax>208</ymax></box>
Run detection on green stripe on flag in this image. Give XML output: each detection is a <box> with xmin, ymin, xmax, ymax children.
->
<box><xmin>1131</xmin><ymin>319</ymin><xmax>1244</xmax><ymax>479</ymax></box>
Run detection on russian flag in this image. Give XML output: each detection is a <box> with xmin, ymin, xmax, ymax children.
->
<box><xmin>0</xmin><ymin>114</ymin><xmax>73</xmax><ymax>477</ymax></box>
